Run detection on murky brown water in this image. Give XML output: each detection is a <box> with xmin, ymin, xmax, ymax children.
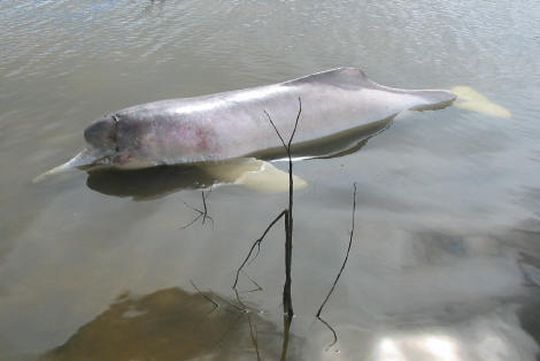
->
<box><xmin>1</xmin><ymin>1</ymin><xmax>540</xmax><ymax>360</ymax></box>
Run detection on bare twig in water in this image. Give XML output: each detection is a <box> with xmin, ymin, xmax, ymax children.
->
<box><xmin>232</xmin><ymin>210</ymin><xmax>287</xmax><ymax>289</ymax></box>
<box><xmin>180</xmin><ymin>191</ymin><xmax>214</xmax><ymax>229</ymax></box>
<box><xmin>315</xmin><ymin>182</ymin><xmax>358</xmax><ymax>348</ymax></box>
<box><xmin>242</xmin><ymin>272</ymin><xmax>264</xmax><ymax>293</ymax></box>
<box><xmin>231</xmin><ymin>98</ymin><xmax>302</xmax><ymax>361</ymax></box>
<box><xmin>265</xmin><ymin>98</ymin><xmax>302</xmax><ymax>361</ymax></box>
<box><xmin>189</xmin><ymin>279</ymin><xmax>219</xmax><ymax>312</ymax></box>
<box><xmin>247</xmin><ymin>314</ymin><xmax>262</xmax><ymax>361</ymax></box>
<box><xmin>188</xmin><ymin>282</ymin><xmax>247</xmax><ymax>352</ymax></box>
<box><xmin>265</xmin><ymin>98</ymin><xmax>301</xmax><ymax>315</ymax></box>
<box><xmin>212</xmin><ymin>290</ymin><xmax>244</xmax><ymax>312</ymax></box>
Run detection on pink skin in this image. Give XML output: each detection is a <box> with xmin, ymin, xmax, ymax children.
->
<box><xmin>69</xmin><ymin>68</ymin><xmax>456</xmax><ymax>171</ymax></box>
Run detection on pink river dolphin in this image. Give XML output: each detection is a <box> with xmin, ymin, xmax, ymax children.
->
<box><xmin>43</xmin><ymin>67</ymin><xmax>458</xmax><ymax>177</ymax></box>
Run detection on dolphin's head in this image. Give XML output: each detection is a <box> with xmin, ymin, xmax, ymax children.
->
<box><xmin>81</xmin><ymin>113</ymin><xmax>156</xmax><ymax>170</ymax></box>
<box><xmin>34</xmin><ymin>114</ymin><xmax>149</xmax><ymax>182</ymax></box>
<box><xmin>72</xmin><ymin>114</ymin><xmax>123</xmax><ymax>170</ymax></box>
<box><xmin>84</xmin><ymin>115</ymin><xmax>118</xmax><ymax>153</ymax></box>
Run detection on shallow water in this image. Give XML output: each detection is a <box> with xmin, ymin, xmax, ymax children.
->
<box><xmin>1</xmin><ymin>1</ymin><xmax>540</xmax><ymax>360</ymax></box>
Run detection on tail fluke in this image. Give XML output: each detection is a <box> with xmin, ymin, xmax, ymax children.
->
<box><xmin>451</xmin><ymin>86</ymin><xmax>511</xmax><ymax>118</ymax></box>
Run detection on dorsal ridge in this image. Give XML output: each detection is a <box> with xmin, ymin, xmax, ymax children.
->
<box><xmin>283</xmin><ymin>67</ymin><xmax>373</xmax><ymax>89</ymax></box>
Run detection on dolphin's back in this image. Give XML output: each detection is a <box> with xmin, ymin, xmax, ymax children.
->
<box><xmin>284</xmin><ymin>67</ymin><xmax>374</xmax><ymax>89</ymax></box>
<box><xmin>93</xmin><ymin>68</ymin><xmax>456</xmax><ymax>166</ymax></box>
<box><xmin>287</xmin><ymin>67</ymin><xmax>456</xmax><ymax>111</ymax></box>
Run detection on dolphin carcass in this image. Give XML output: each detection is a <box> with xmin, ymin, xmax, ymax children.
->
<box><xmin>37</xmin><ymin>67</ymin><xmax>509</xmax><ymax>190</ymax></box>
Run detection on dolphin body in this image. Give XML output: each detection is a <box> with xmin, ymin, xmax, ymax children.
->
<box><xmin>42</xmin><ymin>68</ymin><xmax>457</xmax><ymax>179</ymax></box>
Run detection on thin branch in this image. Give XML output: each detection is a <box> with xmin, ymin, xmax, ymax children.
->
<box><xmin>317</xmin><ymin>317</ymin><xmax>338</xmax><ymax>350</ymax></box>
<box><xmin>264</xmin><ymin>97</ymin><xmax>302</xmax><ymax>153</ymax></box>
<box><xmin>315</xmin><ymin>182</ymin><xmax>358</xmax><ymax>348</ymax></box>
<box><xmin>231</xmin><ymin>99</ymin><xmax>302</xmax><ymax>361</ymax></box>
<box><xmin>200</xmin><ymin>190</ymin><xmax>213</xmax><ymax>224</ymax></box>
<box><xmin>282</xmin><ymin>210</ymin><xmax>293</xmax><ymax>318</ymax></box>
<box><xmin>264</xmin><ymin>110</ymin><xmax>287</xmax><ymax>149</ymax></box>
<box><xmin>179</xmin><ymin>191</ymin><xmax>214</xmax><ymax>229</ymax></box>
<box><xmin>280</xmin><ymin>210</ymin><xmax>294</xmax><ymax>361</ymax></box>
<box><xmin>189</xmin><ymin>280</ymin><xmax>219</xmax><ymax>312</ymax></box>
<box><xmin>179</xmin><ymin>215</ymin><xmax>202</xmax><ymax>230</ymax></box>
<box><xmin>232</xmin><ymin>286</ymin><xmax>249</xmax><ymax>310</ymax></box>
<box><xmin>247</xmin><ymin>314</ymin><xmax>262</xmax><ymax>361</ymax></box>
<box><xmin>280</xmin><ymin>98</ymin><xmax>302</xmax><ymax>361</ymax></box>
<box><xmin>212</xmin><ymin>290</ymin><xmax>245</xmax><ymax>312</ymax></box>
<box><xmin>247</xmin><ymin>241</ymin><xmax>262</xmax><ymax>267</ymax></box>
<box><xmin>232</xmin><ymin>210</ymin><xmax>287</xmax><ymax>289</ymax></box>
<box><xmin>287</xmin><ymin>97</ymin><xmax>302</xmax><ymax>149</ymax></box>
<box><xmin>242</xmin><ymin>272</ymin><xmax>264</xmax><ymax>293</ymax></box>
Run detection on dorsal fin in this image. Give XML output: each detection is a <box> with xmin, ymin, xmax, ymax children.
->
<box><xmin>283</xmin><ymin>67</ymin><xmax>375</xmax><ymax>89</ymax></box>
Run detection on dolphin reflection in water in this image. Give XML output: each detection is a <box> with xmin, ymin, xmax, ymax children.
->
<box><xmin>37</xmin><ymin>67</ymin><xmax>509</xmax><ymax>195</ymax></box>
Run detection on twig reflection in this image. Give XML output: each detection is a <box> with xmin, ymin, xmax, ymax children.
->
<box><xmin>180</xmin><ymin>191</ymin><xmax>214</xmax><ymax>230</ymax></box>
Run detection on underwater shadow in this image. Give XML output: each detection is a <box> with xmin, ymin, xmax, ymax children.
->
<box><xmin>86</xmin><ymin>165</ymin><xmax>218</xmax><ymax>201</ymax></box>
<box><xmin>42</xmin><ymin>287</ymin><xmax>300</xmax><ymax>361</ymax></box>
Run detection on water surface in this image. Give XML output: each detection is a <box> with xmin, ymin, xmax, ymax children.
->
<box><xmin>1</xmin><ymin>1</ymin><xmax>540</xmax><ymax>360</ymax></box>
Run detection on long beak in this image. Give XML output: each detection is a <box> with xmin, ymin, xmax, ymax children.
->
<box><xmin>33</xmin><ymin>149</ymin><xmax>101</xmax><ymax>183</ymax></box>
